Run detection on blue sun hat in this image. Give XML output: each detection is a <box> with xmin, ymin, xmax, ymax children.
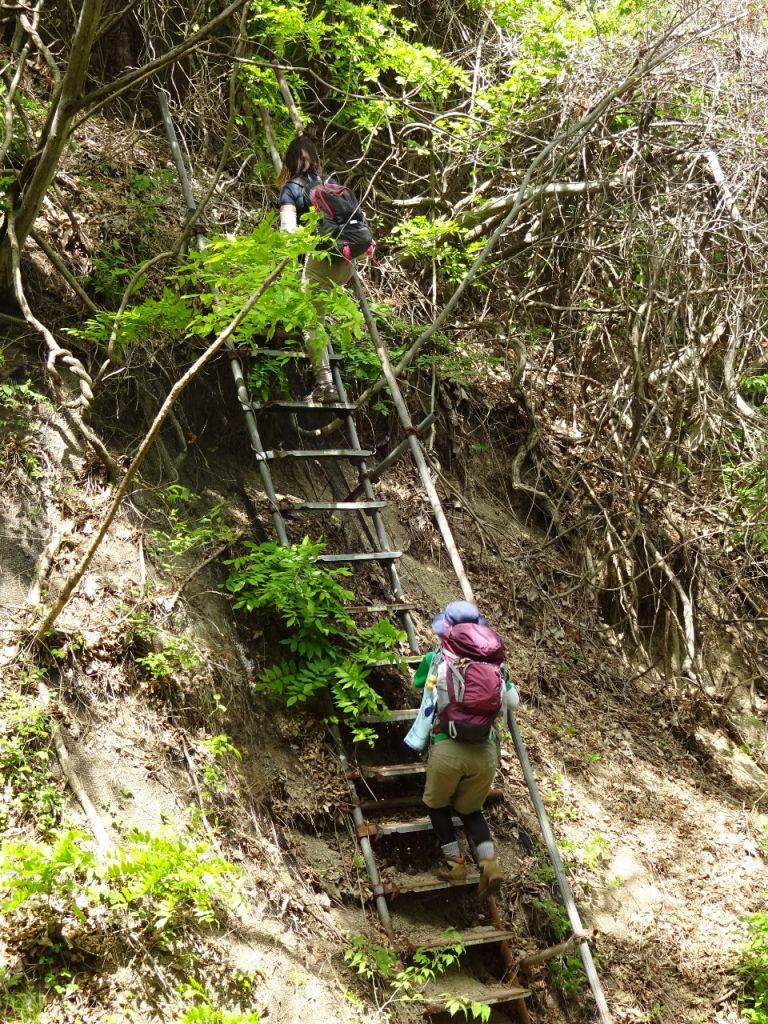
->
<box><xmin>431</xmin><ymin>600</ymin><xmax>489</xmax><ymax>637</ymax></box>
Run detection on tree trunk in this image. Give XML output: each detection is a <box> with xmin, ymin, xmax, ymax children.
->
<box><xmin>0</xmin><ymin>0</ymin><xmax>103</xmax><ymax>301</ymax></box>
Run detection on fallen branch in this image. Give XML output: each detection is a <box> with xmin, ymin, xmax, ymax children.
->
<box><xmin>38</xmin><ymin>682</ymin><xmax>113</xmax><ymax>854</ymax></box>
<box><xmin>517</xmin><ymin>930</ymin><xmax>598</xmax><ymax>969</ymax></box>
<box><xmin>33</xmin><ymin>258</ymin><xmax>289</xmax><ymax>640</ymax></box>
<box><xmin>29</xmin><ymin>227</ymin><xmax>99</xmax><ymax>312</ymax></box>
<box><xmin>460</xmin><ymin>174</ymin><xmax>629</xmax><ymax>238</ymax></box>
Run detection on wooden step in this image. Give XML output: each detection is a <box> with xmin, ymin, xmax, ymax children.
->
<box><xmin>286</xmin><ymin>500</ymin><xmax>388</xmax><ymax>513</ymax></box>
<box><xmin>359</xmin><ymin>762</ymin><xmax>426</xmax><ymax>780</ymax></box>
<box><xmin>249</xmin><ymin>348</ymin><xmax>343</xmax><ymax>362</ymax></box>
<box><xmin>316</xmin><ymin>551</ymin><xmax>401</xmax><ymax>564</ymax></box>
<box><xmin>360</xmin><ymin>708</ymin><xmax>418</xmax><ymax>724</ymax></box>
<box><xmin>424</xmin><ymin>975</ymin><xmax>529</xmax><ymax>1013</ymax></box>
<box><xmin>361</xmin><ymin>787</ymin><xmax>503</xmax><ymax>813</ymax></box>
<box><xmin>369</xmin><ymin>815</ymin><xmax>462</xmax><ymax>837</ymax></box>
<box><xmin>258</xmin><ymin>448</ymin><xmax>372</xmax><ymax>461</ymax></box>
<box><xmin>405</xmin><ymin>925</ymin><xmax>517</xmax><ymax>952</ymax></box>
<box><xmin>377</xmin><ymin>869</ymin><xmax>480</xmax><ymax>897</ymax></box>
<box><xmin>251</xmin><ymin>399</ymin><xmax>356</xmax><ymax>413</ymax></box>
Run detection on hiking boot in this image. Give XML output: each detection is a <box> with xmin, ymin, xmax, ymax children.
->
<box><xmin>435</xmin><ymin>854</ymin><xmax>468</xmax><ymax>885</ymax></box>
<box><xmin>307</xmin><ymin>381</ymin><xmax>340</xmax><ymax>405</ymax></box>
<box><xmin>477</xmin><ymin>856</ymin><xmax>503</xmax><ymax>899</ymax></box>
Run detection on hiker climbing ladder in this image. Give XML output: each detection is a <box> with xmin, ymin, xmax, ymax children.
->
<box><xmin>158</xmin><ymin>88</ymin><xmax>613</xmax><ymax>1024</ymax></box>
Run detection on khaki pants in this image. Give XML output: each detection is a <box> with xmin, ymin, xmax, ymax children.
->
<box><xmin>302</xmin><ymin>255</ymin><xmax>353</xmax><ymax>378</ymax></box>
<box><xmin>422</xmin><ymin>737</ymin><xmax>499</xmax><ymax>814</ymax></box>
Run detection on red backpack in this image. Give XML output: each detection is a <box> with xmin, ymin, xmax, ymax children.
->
<box><xmin>292</xmin><ymin>174</ymin><xmax>375</xmax><ymax>262</ymax></box>
<box><xmin>431</xmin><ymin>623</ymin><xmax>506</xmax><ymax>742</ymax></box>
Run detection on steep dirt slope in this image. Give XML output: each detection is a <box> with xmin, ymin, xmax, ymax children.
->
<box><xmin>2</xmin><ymin>374</ymin><xmax>766</xmax><ymax>1024</ymax></box>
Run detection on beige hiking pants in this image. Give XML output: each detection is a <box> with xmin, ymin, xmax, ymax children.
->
<box><xmin>422</xmin><ymin>737</ymin><xmax>499</xmax><ymax>814</ymax></box>
<box><xmin>301</xmin><ymin>255</ymin><xmax>353</xmax><ymax>381</ymax></box>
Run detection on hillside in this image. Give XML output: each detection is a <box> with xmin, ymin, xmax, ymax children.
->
<box><xmin>1</xmin><ymin>2</ymin><xmax>767</xmax><ymax>1023</ymax></box>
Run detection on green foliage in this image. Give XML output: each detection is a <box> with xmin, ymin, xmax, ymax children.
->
<box><xmin>534</xmin><ymin>896</ymin><xmax>570</xmax><ymax>941</ymax></box>
<box><xmin>134</xmin><ymin>633</ymin><xmax>202</xmax><ymax>680</ymax></box>
<box><xmin>0</xmin><ymin>689</ymin><xmax>62</xmax><ymax>834</ymax></box>
<box><xmin>79</xmin><ymin>167</ymin><xmax>175</xmax><ymax>302</ymax></box>
<box><xmin>0</xmin><ymin>86</ymin><xmax>44</xmax><ymax>165</ymax></box>
<box><xmin>0</xmin><ymin>357</ymin><xmax>49</xmax><ymax>478</ymax></box>
<box><xmin>70</xmin><ymin>223</ymin><xmax>365</xmax><ymax>369</ymax></box>
<box><xmin>243</xmin><ymin>0</ymin><xmax>467</xmax><ymax>137</ymax></box>
<box><xmin>389</xmin><ymin>215</ymin><xmax>487</xmax><ymax>285</ymax></box>
<box><xmin>178</xmin><ymin>982</ymin><xmax>261</xmax><ymax>1024</ymax></box>
<box><xmin>199</xmin><ymin>735</ymin><xmax>242</xmax><ymax>800</ymax></box>
<box><xmin>549</xmin><ymin>953</ymin><xmax>594</xmax><ymax>996</ymax></box>
<box><xmin>743</xmin><ymin>374</ymin><xmax>768</xmax><ymax>405</ymax></box>
<box><xmin>104</xmin><ymin>828</ymin><xmax>244</xmax><ymax>938</ymax></box>
<box><xmin>0</xmin><ymin>827</ymin><xmax>243</xmax><ymax>950</ymax></box>
<box><xmin>225</xmin><ymin>538</ymin><xmax>406</xmax><ymax>743</ymax></box>
<box><xmin>0</xmin><ymin>984</ymin><xmax>43</xmax><ymax>1023</ymax></box>
<box><xmin>415</xmin><ymin>334</ymin><xmax>505</xmax><ymax>388</ymax></box>
<box><xmin>471</xmin><ymin>0</ymin><xmax>662</xmax><ymax>121</ymax></box>
<box><xmin>148</xmin><ymin>485</ymin><xmax>236</xmax><ymax>572</ymax></box>
<box><xmin>722</xmin><ymin>444</ymin><xmax>768</xmax><ymax>552</ymax></box>
<box><xmin>344</xmin><ymin>934</ymin><xmax>490</xmax><ymax>1020</ymax></box>
<box><xmin>741</xmin><ymin>905</ymin><xmax>768</xmax><ymax>1023</ymax></box>
<box><xmin>544</xmin><ymin>773</ymin><xmax>578</xmax><ymax>820</ymax></box>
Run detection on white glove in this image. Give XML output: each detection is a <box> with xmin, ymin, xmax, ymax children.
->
<box><xmin>504</xmin><ymin>683</ymin><xmax>520</xmax><ymax>711</ymax></box>
<box><xmin>279</xmin><ymin>204</ymin><xmax>297</xmax><ymax>233</ymax></box>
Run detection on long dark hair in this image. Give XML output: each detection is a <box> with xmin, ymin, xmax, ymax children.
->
<box><xmin>277</xmin><ymin>135</ymin><xmax>320</xmax><ymax>187</ymax></box>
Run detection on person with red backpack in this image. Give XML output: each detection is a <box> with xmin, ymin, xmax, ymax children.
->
<box><xmin>411</xmin><ymin>600</ymin><xmax>518</xmax><ymax>898</ymax></box>
<box><xmin>278</xmin><ymin>135</ymin><xmax>374</xmax><ymax>404</ymax></box>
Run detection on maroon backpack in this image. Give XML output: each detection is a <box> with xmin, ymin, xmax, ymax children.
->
<box><xmin>432</xmin><ymin>622</ymin><xmax>506</xmax><ymax>742</ymax></box>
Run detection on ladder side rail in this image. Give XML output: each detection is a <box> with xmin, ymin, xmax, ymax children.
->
<box><xmin>158</xmin><ymin>91</ymin><xmax>290</xmax><ymax>547</ymax></box>
<box><xmin>325</xmin><ymin>714</ymin><xmax>395</xmax><ymax>941</ymax></box>
<box><xmin>350</xmin><ymin>271</ymin><xmax>474</xmax><ymax>604</ymax></box>
<box><xmin>330</xmin><ymin>343</ymin><xmax>419</xmax><ymax>652</ymax></box>
<box><xmin>226</xmin><ymin>351</ymin><xmax>291</xmax><ymax>546</ymax></box>
<box><xmin>507</xmin><ymin>706</ymin><xmax>613</xmax><ymax>1024</ymax></box>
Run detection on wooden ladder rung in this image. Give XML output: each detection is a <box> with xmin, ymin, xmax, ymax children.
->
<box><xmin>259</xmin><ymin>448</ymin><xmax>373</xmax><ymax>461</ymax></box>
<box><xmin>316</xmin><ymin>551</ymin><xmax>401</xmax><ymax>564</ymax></box>
<box><xmin>251</xmin><ymin>400</ymin><xmax>356</xmax><ymax>412</ymax></box>
<box><xmin>287</xmin><ymin>500</ymin><xmax>387</xmax><ymax>513</ymax></box>
<box><xmin>360</xmin><ymin>708</ymin><xmax>419</xmax><ymax>724</ymax></box>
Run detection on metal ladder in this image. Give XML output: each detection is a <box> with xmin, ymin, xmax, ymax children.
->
<box><xmin>228</xmin><ymin>337</ymin><xmax>531</xmax><ymax>1018</ymax></box>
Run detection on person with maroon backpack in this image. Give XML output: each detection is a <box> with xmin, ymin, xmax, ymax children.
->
<box><xmin>410</xmin><ymin>601</ymin><xmax>518</xmax><ymax>898</ymax></box>
<box><xmin>278</xmin><ymin>134</ymin><xmax>374</xmax><ymax>404</ymax></box>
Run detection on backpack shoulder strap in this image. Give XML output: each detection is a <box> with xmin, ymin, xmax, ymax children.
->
<box><xmin>289</xmin><ymin>173</ymin><xmax>321</xmax><ymax>203</ymax></box>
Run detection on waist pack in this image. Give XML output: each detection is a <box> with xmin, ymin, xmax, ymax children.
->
<box><xmin>430</xmin><ymin>622</ymin><xmax>505</xmax><ymax>743</ymax></box>
<box><xmin>293</xmin><ymin>174</ymin><xmax>375</xmax><ymax>262</ymax></box>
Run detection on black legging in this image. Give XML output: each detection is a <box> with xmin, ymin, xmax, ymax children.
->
<box><xmin>428</xmin><ymin>806</ymin><xmax>491</xmax><ymax>848</ymax></box>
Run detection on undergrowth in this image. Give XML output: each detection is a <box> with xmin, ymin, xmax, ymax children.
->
<box><xmin>0</xmin><ymin>827</ymin><xmax>244</xmax><ymax>1013</ymax></box>
<box><xmin>224</xmin><ymin>537</ymin><xmax>406</xmax><ymax>744</ymax></box>
<box><xmin>741</xmin><ymin>904</ymin><xmax>768</xmax><ymax>1024</ymax></box>
<box><xmin>344</xmin><ymin>932</ymin><xmax>490</xmax><ymax>1021</ymax></box>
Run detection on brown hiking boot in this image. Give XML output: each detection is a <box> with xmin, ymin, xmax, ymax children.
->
<box><xmin>435</xmin><ymin>854</ymin><xmax>468</xmax><ymax>885</ymax></box>
<box><xmin>478</xmin><ymin>856</ymin><xmax>503</xmax><ymax>898</ymax></box>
